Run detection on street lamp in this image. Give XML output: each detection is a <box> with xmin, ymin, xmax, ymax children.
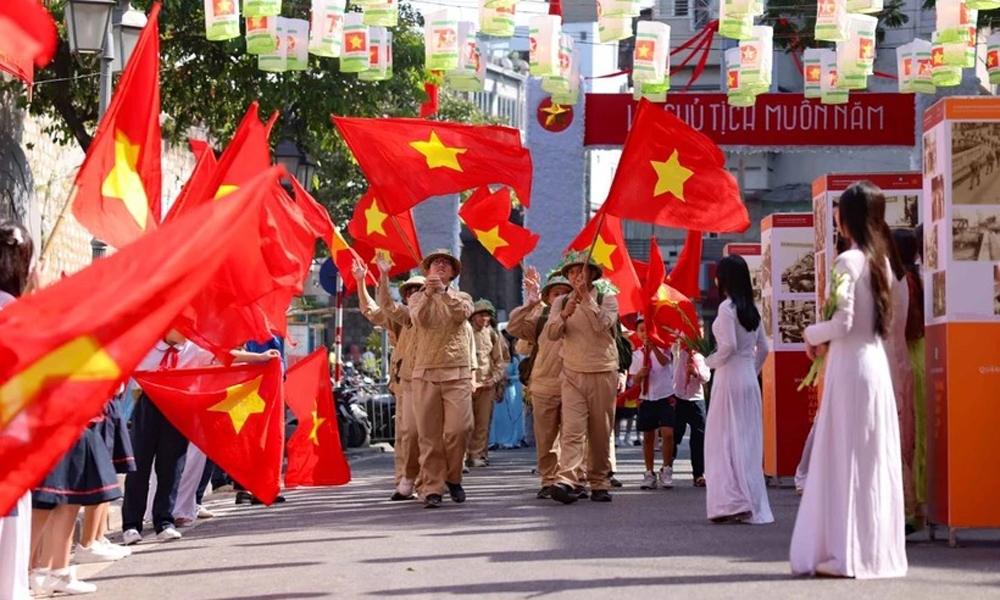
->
<box><xmin>112</xmin><ymin>1</ymin><xmax>148</xmax><ymax>74</ymax></box>
<box><xmin>274</xmin><ymin>128</ymin><xmax>319</xmax><ymax>192</ymax></box>
<box><xmin>65</xmin><ymin>0</ymin><xmax>116</xmax><ymax>55</ymax></box>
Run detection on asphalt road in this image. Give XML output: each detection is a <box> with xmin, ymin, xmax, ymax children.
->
<box><xmin>81</xmin><ymin>445</ymin><xmax>1000</xmax><ymax>600</ymax></box>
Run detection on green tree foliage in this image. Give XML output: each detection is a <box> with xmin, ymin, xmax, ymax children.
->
<box><xmin>761</xmin><ymin>0</ymin><xmax>910</xmax><ymax>52</ymax></box>
<box><xmin>9</xmin><ymin>0</ymin><xmax>485</xmax><ymax>223</ymax></box>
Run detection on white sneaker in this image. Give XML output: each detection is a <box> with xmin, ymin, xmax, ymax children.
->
<box><xmin>40</xmin><ymin>566</ymin><xmax>96</xmax><ymax>595</ymax></box>
<box><xmin>659</xmin><ymin>466</ymin><xmax>674</xmax><ymax>488</ymax></box>
<box><xmin>122</xmin><ymin>528</ymin><xmax>142</xmax><ymax>546</ymax></box>
<box><xmin>640</xmin><ymin>471</ymin><xmax>658</xmax><ymax>490</ymax></box>
<box><xmin>156</xmin><ymin>525</ymin><xmax>182</xmax><ymax>541</ymax></box>
<box><xmin>72</xmin><ymin>542</ymin><xmax>126</xmax><ymax>564</ymax></box>
<box><xmin>99</xmin><ymin>537</ymin><xmax>132</xmax><ymax>557</ymax></box>
<box><xmin>29</xmin><ymin>568</ymin><xmax>49</xmax><ymax>594</ymax></box>
<box><xmin>196</xmin><ymin>505</ymin><xmax>215</xmax><ymax>519</ymax></box>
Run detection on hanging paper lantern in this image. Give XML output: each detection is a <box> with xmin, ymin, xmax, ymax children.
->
<box><xmin>632</xmin><ymin>21</ymin><xmax>670</xmax><ymax>85</ymax></box>
<box><xmin>359</xmin><ymin>26</ymin><xmax>389</xmax><ymax>81</ymax></box>
<box><xmin>803</xmin><ymin>48</ymin><xmax>823</xmax><ymax>98</ymax></box>
<box><xmin>246</xmin><ymin>16</ymin><xmax>277</xmax><ymax>54</ymax></box>
<box><xmin>309</xmin><ymin>0</ymin><xmax>346</xmax><ymax>57</ymax></box>
<box><xmin>835</xmin><ymin>14</ymin><xmax>876</xmax><ymax>90</ymax></box>
<box><xmin>633</xmin><ymin>80</ymin><xmax>668</xmax><ymax>102</ymax></box>
<box><xmin>967</xmin><ymin>0</ymin><xmax>1000</xmax><ymax>9</ymax></box>
<box><xmin>284</xmin><ymin>18</ymin><xmax>309</xmax><ymax>71</ymax></box>
<box><xmin>598</xmin><ymin>15</ymin><xmax>632</xmax><ymax>43</ymax></box>
<box><xmin>551</xmin><ymin>61</ymin><xmax>581</xmax><ymax>106</ymax></box>
<box><xmin>935</xmin><ymin>25</ymin><xmax>977</xmax><ymax>68</ymax></box>
<box><xmin>602</xmin><ymin>0</ymin><xmax>640</xmax><ymax>18</ymax></box>
<box><xmin>258</xmin><ymin>17</ymin><xmax>287</xmax><ymax>72</ymax></box>
<box><xmin>205</xmin><ymin>0</ymin><xmax>240</xmax><ymax>41</ymax></box>
<box><xmin>719</xmin><ymin>0</ymin><xmax>756</xmax><ymax>40</ymax></box>
<box><xmin>931</xmin><ymin>32</ymin><xmax>962</xmax><ymax>87</ymax></box>
<box><xmin>363</xmin><ymin>0</ymin><xmax>397</xmax><ymax>28</ymax></box>
<box><xmin>895</xmin><ymin>42</ymin><xmax>914</xmax><ymax>93</ymax></box>
<box><xmin>529</xmin><ymin>15</ymin><xmax>561</xmax><ymax>77</ymax></box>
<box><xmin>542</xmin><ymin>33</ymin><xmax>575</xmax><ymax>94</ymax></box>
<box><xmin>341</xmin><ymin>12</ymin><xmax>369</xmax><ymax>73</ymax></box>
<box><xmin>446</xmin><ymin>22</ymin><xmax>484</xmax><ymax>92</ymax></box>
<box><xmin>820</xmin><ymin>48</ymin><xmax>848</xmax><ymax>104</ymax></box>
<box><xmin>911</xmin><ymin>38</ymin><xmax>936</xmax><ymax>94</ymax></box>
<box><xmin>425</xmin><ymin>8</ymin><xmax>460</xmax><ymax>72</ymax></box>
<box><xmin>725</xmin><ymin>0</ymin><xmax>765</xmax><ymax>17</ymax></box>
<box><xmin>847</xmin><ymin>0</ymin><xmax>882</xmax><ymax>13</ymax></box>
<box><xmin>815</xmin><ymin>0</ymin><xmax>849</xmax><ymax>42</ymax></box>
<box><xmin>479</xmin><ymin>0</ymin><xmax>516</xmax><ymax>37</ymax></box>
<box><xmin>726</xmin><ymin>47</ymin><xmax>755</xmax><ymax>107</ymax></box>
<box><xmin>935</xmin><ymin>0</ymin><xmax>976</xmax><ymax>44</ymax></box>
<box><xmin>244</xmin><ymin>0</ymin><xmax>280</xmax><ymax>18</ymax></box>
<box><xmin>738</xmin><ymin>25</ymin><xmax>773</xmax><ymax>94</ymax></box>
<box><xmin>989</xmin><ymin>32</ymin><xmax>1000</xmax><ymax>84</ymax></box>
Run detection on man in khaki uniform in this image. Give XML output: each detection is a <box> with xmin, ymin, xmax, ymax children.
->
<box><xmin>507</xmin><ymin>269</ymin><xmax>574</xmax><ymax>499</ymax></box>
<box><xmin>356</xmin><ymin>257</ymin><xmax>426</xmax><ymax>502</ymax></box>
<box><xmin>408</xmin><ymin>249</ymin><xmax>475</xmax><ymax>508</ymax></box>
<box><xmin>467</xmin><ymin>299</ymin><xmax>506</xmax><ymax>468</ymax></box>
<box><xmin>546</xmin><ymin>250</ymin><xmax>620</xmax><ymax>504</ymax></box>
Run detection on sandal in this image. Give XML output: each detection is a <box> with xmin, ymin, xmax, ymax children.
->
<box><xmin>694</xmin><ymin>477</ymin><xmax>706</xmax><ymax>487</ymax></box>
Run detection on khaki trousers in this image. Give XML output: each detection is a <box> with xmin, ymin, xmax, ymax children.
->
<box><xmin>532</xmin><ymin>392</ymin><xmax>562</xmax><ymax>487</ymax></box>
<box><xmin>468</xmin><ymin>386</ymin><xmax>495</xmax><ymax>460</ymax></box>
<box><xmin>412</xmin><ymin>377</ymin><xmax>474</xmax><ymax>497</ymax></box>
<box><xmin>556</xmin><ymin>369</ymin><xmax>617</xmax><ymax>491</ymax></box>
<box><xmin>394</xmin><ymin>382</ymin><xmax>421</xmax><ymax>487</ymax></box>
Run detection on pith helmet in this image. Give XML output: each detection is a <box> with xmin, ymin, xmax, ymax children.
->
<box><xmin>421</xmin><ymin>248</ymin><xmax>461</xmax><ymax>278</ymax></box>
<box><xmin>559</xmin><ymin>249</ymin><xmax>603</xmax><ymax>280</ymax></box>
<box><xmin>471</xmin><ymin>298</ymin><xmax>496</xmax><ymax>317</ymax></box>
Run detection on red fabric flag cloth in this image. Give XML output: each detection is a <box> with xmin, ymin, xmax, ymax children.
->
<box><xmin>331</xmin><ymin>115</ymin><xmax>533</xmax><ymax>214</ymax></box>
<box><xmin>666</xmin><ymin>230</ymin><xmax>704</xmax><ymax>299</ymax></box>
<box><xmin>71</xmin><ymin>4</ymin><xmax>163</xmax><ymax>249</ymax></box>
<box><xmin>459</xmin><ymin>186</ymin><xmax>540</xmax><ymax>270</ymax></box>
<box><xmin>0</xmin><ymin>0</ymin><xmax>57</xmax><ymax>86</ymax></box>
<box><xmin>205</xmin><ymin>104</ymin><xmax>278</xmax><ymax>201</ymax></box>
<box><xmin>133</xmin><ymin>361</ymin><xmax>285</xmax><ymax>504</ymax></box>
<box><xmin>347</xmin><ymin>190</ymin><xmax>423</xmax><ymax>264</ymax></box>
<box><xmin>174</xmin><ymin>185</ymin><xmax>318</xmax><ymax>359</ymax></box>
<box><xmin>0</xmin><ymin>166</ymin><xmax>282</xmax><ymax>516</ymax></box>
<box><xmin>602</xmin><ymin>98</ymin><xmax>749</xmax><ymax>233</ymax></box>
<box><xmin>631</xmin><ymin>259</ymin><xmax>649</xmax><ymax>284</ymax></box>
<box><xmin>565</xmin><ymin>209</ymin><xmax>642</xmax><ymax>315</ymax></box>
<box><xmin>643</xmin><ymin>237</ymin><xmax>673</xmax><ymax>350</ymax></box>
<box><xmin>164</xmin><ymin>137</ymin><xmax>221</xmax><ymax>222</ymax></box>
<box><xmin>646</xmin><ymin>237</ymin><xmax>699</xmax><ymax>346</ymax></box>
<box><xmin>284</xmin><ymin>348</ymin><xmax>351</xmax><ymax>487</ymax></box>
<box><xmin>419</xmin><ymin>81</ymin><xmax>439</xmax><ymax>118</ymax></box>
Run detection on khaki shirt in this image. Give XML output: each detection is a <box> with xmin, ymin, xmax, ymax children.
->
<box><xmin>507</xmin><ymin>300</ymin><xmax>564</xmax><ymax>397</ymax></box>
<box><xmin>375</xmin><ymin>277</ymin><xmax>416</xmax><ymax>382</ymax></box>
<box><xmin>408</xmin><ymin>285</ymin><xmax>475</xmax><ymax>379</ymax></box>
<box><xmin>473</xmin><ymin>325</ymin><xmax>506</xmax><ymax>388</ymax></box>
<box><xmin>547</xmin><ymin>287</ymin><xmax>619</xmax><ymax>373</ymax></box>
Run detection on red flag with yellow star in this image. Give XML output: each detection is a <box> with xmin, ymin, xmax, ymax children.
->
<box><xmin>459</xmin><ymin>186</ymin><xmax>539</xmax><ymax>270</ymax></box>
<box><xmin>0</xmin><ymin>0</ymin><xmax>57</xmax><ymax>88</ymax></box>
<box><xmin>602</xmin><ymin>98</ymin><xmax>749</xmax><ymax>233</ymax></box>
<box><xmin>565</xmin><ymin>209</ymin><xmax>642</xmax><ymax>315</ymax></box>
<box><xmin>164</xmin><ymin>138</ymin><xmax>220</xmax><ymax>222</ymax></box>
<box><xmin>133</xmin><ymin>361</ymin><xmax>285</xmax><ymax>504</ymax></box>
<box><xmin>0</xmin><ymin>166</ymin><xmax>282</xmax><ymax>516</ymax></box>
<box><xmin>666</xmin><ymin>229</ymin><xmax>703</xmax><ymax>300</ymax></box>
<box><xmin>331</xmin><ymin>115</ymin><xmax>532</xmax><ymax>214</ymax></box>
<box><xmin>284</xmin><ymin>348</ymin><xmax>350</xmax><ymax>487</ymax></box>
<box><xmin>644</xmin><ymin>238</ymin><xmax>698</xmax><ymax>348</ymax></box>
<box><xmin>347</xmin><ymin>190</ymin><xmax>423</xmax><ymax>267</ymax></box>
<box><xmin>71</xmin><ymin>4</ymin><xmax>162</xmax><ymax>249</ymax></box>
<box><xmin>205</xmin><ymin>103</ymin><xmax>277</xmax><ymax>201</ymax></box>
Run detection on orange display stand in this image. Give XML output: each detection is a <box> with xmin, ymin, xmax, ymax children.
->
<box><xmin>759</xmin><ymin>214</ymin><xmax>816</xmax><ymax>479</ymax></box>
<box><xmin>922</xmin><ymin>97</ymin><xmax>1000</xmax><ymax>545</ymax></box>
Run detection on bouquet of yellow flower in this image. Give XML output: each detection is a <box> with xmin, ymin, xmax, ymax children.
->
<box><xmin>797</xmin><ymin>269</ymin><xmax>848</xmax><ymax>391</ymax></box>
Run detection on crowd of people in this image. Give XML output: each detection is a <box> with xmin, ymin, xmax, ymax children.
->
<box><xmin>0</xmin><ymin>179</ymin><xmax>933</xmax><ymax>598</ymax></box>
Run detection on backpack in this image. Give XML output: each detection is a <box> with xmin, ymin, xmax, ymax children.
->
<box><xmin>517</xmin><ymin>305</ymin><xmax>550</xmax><ymax>386</ymax></box>
<box><xmin>556</xmin><ymin>293</ymin><xmax>633</xmax><ymax>374</ymax></box>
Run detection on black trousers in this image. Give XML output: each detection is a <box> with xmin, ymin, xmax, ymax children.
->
<box><xmin>121</xmin><ymin>395</ymin><xmax>188</xmax><ymax>533</ymax></box>
<box><xmin>672</xmin><ymin>400</ymin><xmax>706</xmax><ymax>479</ymax></box>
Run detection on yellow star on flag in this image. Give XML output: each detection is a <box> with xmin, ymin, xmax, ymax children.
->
<box><xmin>0</xmin><ymin>336</ymin><xmax>121</xmax><ymax>426</ymax></box>
<box><xmin>540</xmin><ymin>103</ymin><xmax>569</xmax><ymax>127</ymax></box>
<box><xmin>365</xmin><ymin>198</ymin><xmax>389</xmax><ymax>236</ymax></box>
<box><xmin>473</xmin><ymin>226</ymin><xmax>509</xmax><ymax>254</ymax></box>
<box><xmin>371</xmin><ymin>248</ymin><xmax>394</xmax><ymax>267</ymax></box>
<box><xmin>653</xmin><ymin>285</ymin><xmax>678</xmax><ymax>308</ymax></box>
<box><xmin>591</xmin><ymin>234</ymin><xmax>617</xmax><ymax>271</ymax></box>
<box><xmin>409</xmin><ymin>131</ymin><xmax>467</xmax><ymax>171</ymax></box>
<box><xmin>214</xmin><ymin>184</ymin><xmax>239</xmax><ymax>200</ymax></box>
<box><xmin>100</xmin><ymin>130</ymin><xmax>150</xmax><ymax>230</ymax></box>
<box><xmin>650</xmin><ymin>149</ymin><xmax>694</xmax><ymax>201</ymax></box>
<box><xmin>308</xmin><ymin>409</ymin><xmax>325</xmax><ymax>445</ymax></box>
<box><xmin>208</xmin><ymin>376</ymin><xmax>266</xmax><ymax>435</ymax></box>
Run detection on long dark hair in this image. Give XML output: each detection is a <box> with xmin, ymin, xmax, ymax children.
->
<box><xmin>867</xmin><ymin>193</ymin><xmax>906</xmax><ymax>280</ymax></box>
<box><xmin>0</xmin><ymin>220</ymin><xmax>33</xmax><ymax>298</ymax></box>
<box><xmin>839</xmin><ymin>182</ymin><xmax>893</xmax><ymax>338</ymax></box>
<box><xmin>716</xmin><ymin>254</ymin><xmax>761</xmax><ymax>333</ymax></box>
<box><xmin>892</xmin><ymin>227</ymin><xmax>925</xmax><ymax>342</ymax></box>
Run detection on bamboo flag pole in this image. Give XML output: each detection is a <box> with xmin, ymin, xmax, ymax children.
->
<box><xmin>389</xmin><ymin>213</ymin><xmax>421</xmax><ymax>267</ymax></box>
<box><xmin>38</xmin><ymin>186</ymin><xmax>78</xmax><ymax>264</ymax></box>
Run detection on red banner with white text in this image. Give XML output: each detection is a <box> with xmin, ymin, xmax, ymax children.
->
<box><xmin>584</xmin><ymin>93</ymin><xmax>916</xmax><ymax>148</ymax></box>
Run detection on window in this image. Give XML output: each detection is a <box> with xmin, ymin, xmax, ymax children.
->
<box><xmin>672</xmin><ymin>0</ymin><xmax>690</xmax><ymax>17</ymax></box>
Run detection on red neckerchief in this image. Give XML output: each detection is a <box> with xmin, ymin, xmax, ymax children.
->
<box><xmin>158</xmin><ymin>344</ymin><xmax>180</xmax><ymax>370</ymax></box>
